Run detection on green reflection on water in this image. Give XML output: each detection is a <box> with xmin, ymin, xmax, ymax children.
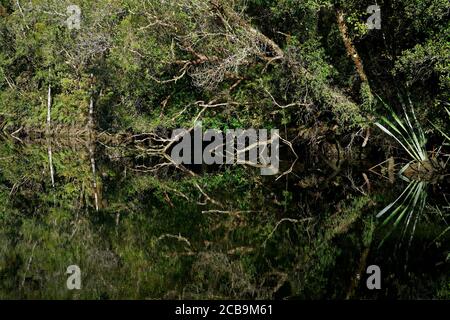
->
<box><xmin>0</xmin><ymin>137</ymin><xmax>448</xmax><ymax>299</ymax></box>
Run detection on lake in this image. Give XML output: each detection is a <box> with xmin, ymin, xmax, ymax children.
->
<box><xmin>0</xmin><ymin>135</ymin><xmax>448</xmax><ymax>299</ymax></box>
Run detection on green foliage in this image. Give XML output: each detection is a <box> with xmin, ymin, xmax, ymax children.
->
<box><xmin>0</xmin><ymin>0</ymin><xmax>448</xmax><ymax>301</ymax></box>
<box><xmin>431</xmin><ymin>107</ymin><xmax>450</xmax><ymax>143</ymax></box>
<box><xmin>376</xmin><ymin>101</ymin><xmax>428</xmax><ymax>164</ymax></box>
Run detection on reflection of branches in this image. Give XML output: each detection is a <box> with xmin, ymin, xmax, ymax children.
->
<box><xmin>187</xmin><ymin>251</ymin><xmax>257</xmax><ymax>299</ymax></box>
<box><xmin>201</xmin><ymin>210</ymin><xmax>258</xmax><ymax>219</ymax></box>
<box><xmin>21</xmin><ymin>242</ymin><xmax>37</xmax><ymax>288</ymax></box>
<box><xmin>155</xmin><ymin>233</ymin><xmax>195</xmax><ymax>257</ymax></box>
<box><xmin>156</xmin><ymin>233</ymin><xmax>192</xmax><ymax>247</ymax></box>
<box><xmin>263</xmin><ymin>218</ymin><xmax>312</xmax><ymax>248</ymax></box>
<box><xmin>275</xmin><ymin>133</ymin><xmax>299</xmax><ymax>181</ymax></box>
<box><xmin>131</xmin><ymin>124</ymin><xmax>299</xmax><ymax>178</ymax></box>
<box><xmin>183</xmin><ymin>250</ymin><xmax>294</xmax><ymax>299</ymax></box>
<box><xmin>47</xmin><ymin>139</ymin><xmax>55</xmax><ymax>188</ymax></box>
<box><xmin>195</xmin><ymin>183</ymin><xmax>222</xmax><ymax>207</ymax></box>
<box><xmin>129</xmin><ymin>95</ymin><xmax>300</xmax><ymax>180</ymax></box>
<box><xmin>87</xmin><ymin>142</ymin><xmax>99</xmax><ymax>211</ymax></box>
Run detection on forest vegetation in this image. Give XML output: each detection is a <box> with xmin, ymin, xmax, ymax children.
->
<box><xmin>0</xmin><ymin>0</ymin><xmax>449</xmax><ymax>300</ymax></box>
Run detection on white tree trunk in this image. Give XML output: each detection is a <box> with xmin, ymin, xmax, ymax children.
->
<box><xmin>88</xmin><ymin>96</ymin><xmax>94</xmax><ymax>129</ymax></box>
<box><xmin>88</xmin><ymin>143</ymin><xmax>99</xmax><ymax>211</ymax></box>
<box><xmin>47</xmin><ymin>141</ymin><xmax>55</xmax><ymax>188</ymax></box>
<box><xmin>88</xmin><ymin>73</ymin><xmax>94</xmax><ymax>129</ymax></box>
<box><xmin>46</xmin><ymin>84</ymin><xmax>52</xmax><ymax>130</ymax></box>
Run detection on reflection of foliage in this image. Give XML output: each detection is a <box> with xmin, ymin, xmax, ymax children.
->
<box><xmin>376</xmin><ymin>180</ymin><xmax>427</xmax><ymax>247</ymax></box>
<box><xmin>0</xmin><ymin>139</ymin><xmax>448</xmax><ymax>299</ymax></box>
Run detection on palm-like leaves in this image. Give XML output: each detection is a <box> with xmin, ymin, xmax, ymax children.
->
<box><xmin>374</xmin><ymin>99</ymin><xmax>430</xmax><ymax>248</ymax></box>
<box><xmin>375</xmin><ymin>98</ymin><xmax>431</xmax><ymax>176</ymax></box>
<box><xmin>377</xmin><ymin>180</ymin><xmax>428</xmax><ymax>248</ymax></box>
<box><xmin>375</xmin><ymin>107</ymin><xmax>428</xmax><ymax>163</ymax></box>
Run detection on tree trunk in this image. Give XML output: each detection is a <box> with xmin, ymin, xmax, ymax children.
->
<box><xmin>88</xmin><ymin>73</ymin><xmax>94</xmax><ymax>130</ymax></box>
<box><xmin>335</xmin><ymin>8</ymin><xmax>369</xmax><ymax>85</ymax></box>
<box><xmin>214</xmin><ymin>2</ymin><xmax>363</xmax><ymax>125</ymax></box>
<box><xmin>88</xmin><ymin>96</ymin><xmax>94</xmax><ymax>129</ymax></box>
<box><xmin>88</xmin><ymin>142</ymin><xmax>100</xmax><ymax>211</ymax></box>
<box><xmin>46</xmin><ymin>84</ymin><xmax>52</xmax><ymax>132</ymax></box>
<box><xmin>47</xmin><ymin>139</ymin><xmax>55</xmax><ymax>187</ymax></box>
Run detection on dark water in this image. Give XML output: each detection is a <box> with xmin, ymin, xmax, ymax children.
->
<box><xmin>0</xmin><ymin>136</ymin><xmax>448</xmax><ymax>299</ymax></box>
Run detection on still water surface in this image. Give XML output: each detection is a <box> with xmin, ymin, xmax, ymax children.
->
<box><xmin>0</xmin><ymin>136</ymin><xmax>448</xmax><ymax>299</ymax></box>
